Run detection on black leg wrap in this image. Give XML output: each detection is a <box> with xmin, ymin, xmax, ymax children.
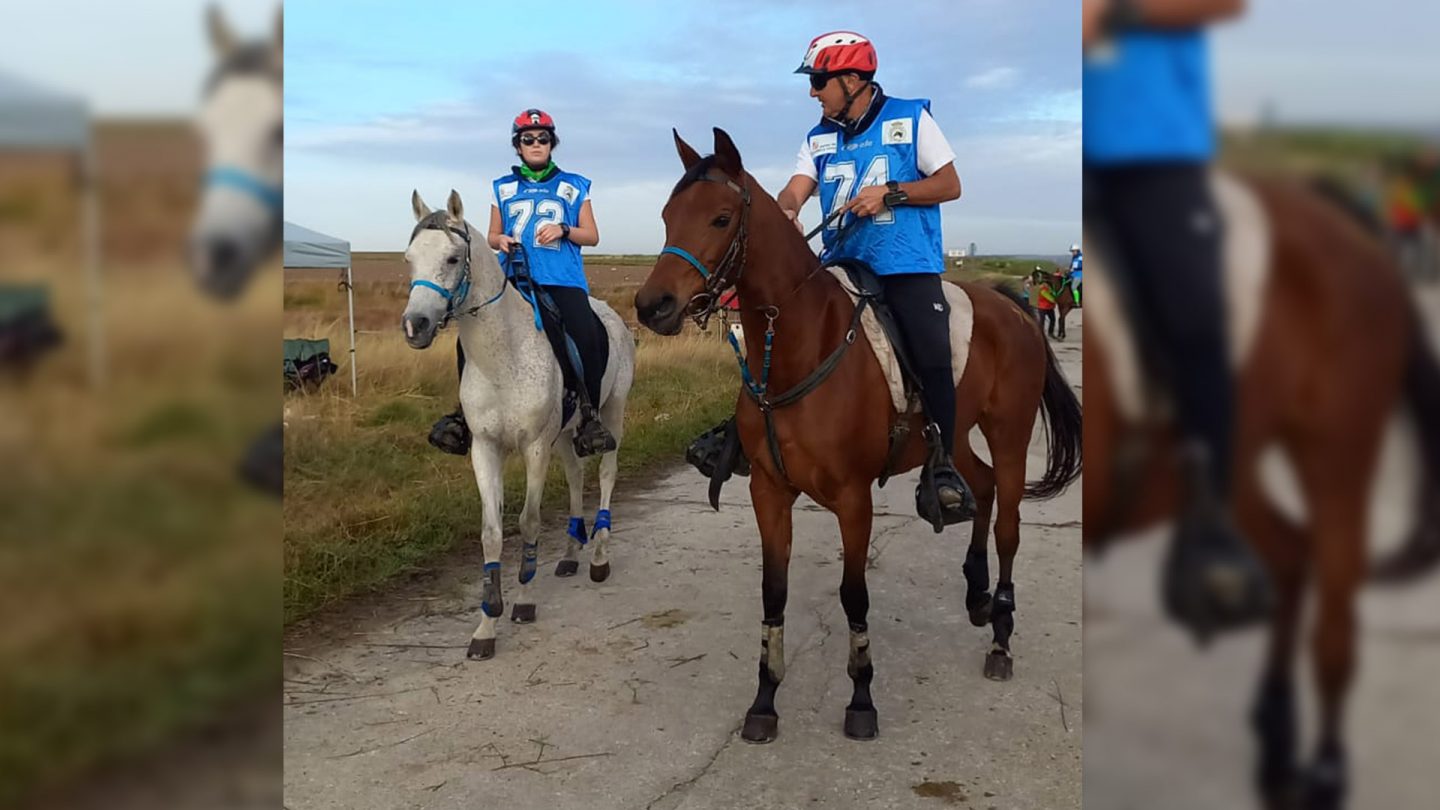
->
<box><xmin>1250</xmin><ymin>675</ymin><xmax>1298</xmax><ymax>795</ymax></box>
<box><xmin>984</xmin><ymin>583</ymin><xmax>1016</xmax><ymax>681</ymax></box>
<box><xmin>963</xmin><ymin>546</ymin><xmax>993</xmax><ymax>626</ymax></box>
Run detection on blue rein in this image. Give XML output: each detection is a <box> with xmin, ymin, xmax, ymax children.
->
<box><xmin>203</xmin><ymin>166</ymin><xmax>282</xmax><ymax>213</ymax></box>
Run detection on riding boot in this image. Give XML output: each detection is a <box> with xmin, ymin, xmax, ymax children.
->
<box><xmin>572</xmin><ymin>402</ymin><xmax>617</xmax><ymax>458</ymax></box>
<box><xmin>428</xmin><ymin>404</ymin><xmax>471</xmax><ymax>456</ymax></box>
<box><xmin>1162</xmin><ymin>442</ymin><xmax>1274</xmax><ymax>644</ymax></box>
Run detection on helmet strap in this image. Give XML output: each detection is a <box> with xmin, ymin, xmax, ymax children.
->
<box><xmin>829</xmin><ymin>77</ymin><xmax>877</xmax><ymax>137</ymax></box>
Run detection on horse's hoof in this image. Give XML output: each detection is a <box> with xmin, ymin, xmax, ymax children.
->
<box><xmin>740</xmin><ymin>713</ymin><xmax>778</xmax><ymax>744</ymax></box>
<box><xmin>1300</xmin><ymin>758</ymin><xmax>1346</xmax><ymax>810</ymax></box>
<box><xmin>967</xmin><ymin>593</ymin><xmax>993</xmax><ymax>627</ymax></box>
<box><xmin>554</xmin><ymin>559</ymin><xmax>579</xmax><ymax>577</ymax></box>
<box><xmin>511</xmin><ymin>603</ymin><xmax>536</xmax><ymax>624</ymax></box>
<box><xmin>589</xmin><ymin>562</ymin><xmax>611</xmax><ymax>583</ymax></box>
<box><xmin>983</xmin><ymin>650</ymin><xmax>1014</xmax><ymax>681</ymax></box>
<box><xmin>466</xmin><ymin>638</ymin><xmax>495</xmax><ymax>660</ymax></box>
<box><xmin>843</xmin><ymin>708</ymin><xmax>879</xmax><ymax>740</ymax></box>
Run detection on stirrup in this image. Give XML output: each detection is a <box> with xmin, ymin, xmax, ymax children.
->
<box><xmin>573</xmin><ymin>409</ymin><xmax>617</xmax><ymax>457</ymax></box>
<box><xmin>428</xmin><ymin>409</ymin><xmax>471</xmax><ymax>456</ymax></box>
<box><xmin>914</xmin><ymin>424</ymin><xmax>976</xmax><ymax>532</ymax></box>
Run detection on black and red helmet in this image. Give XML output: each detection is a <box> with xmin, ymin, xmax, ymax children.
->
<box><xmin>511</xmin><ymin>108</ymin><xmax>556</xmax><ymax>135</ymax></box>
<box><xmin>794</xmin><ymin>31</ymin><xmax>877</xmax><ymax>76</ymax></box>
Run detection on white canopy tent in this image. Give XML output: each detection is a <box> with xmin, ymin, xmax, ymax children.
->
<box><xmin>283</xmin><ymin>221</ymin><xmax>357</xmax><ymax>394</ymax></box>
<box><xmin>0</xmin><ymin>69</ymin><xmax>102</xmax><ymax>386</ymax></box>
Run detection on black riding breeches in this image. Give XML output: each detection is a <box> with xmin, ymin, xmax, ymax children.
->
<box><xmin>1084</xmin><ymin>161</ymin><xmax>1234</xmax><ymax>495</ymax></box>
<box><xmin>878</xmin><ymin>272</ymin><xmax>957</xmax><ymax>454</ymax></box>
<box><xmin>538</xmin><ymin>284</ymin><xmax>605</xmax><ymax>408</ymax></box>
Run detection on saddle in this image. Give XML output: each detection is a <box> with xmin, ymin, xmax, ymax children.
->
<box><xmin>687</xmin><ymin>259</ymin><xmax>967</xmax><ymax>521</ymax></box>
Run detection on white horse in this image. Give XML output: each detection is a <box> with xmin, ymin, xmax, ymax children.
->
<box><xmin>403</xmin><ymin>189</ymin><xmax>636</xmax><ymax>660</ymax></box>
<box><xmin>189</xmin><ymin>5</ymin><xmax>283</xmax><ymax>300</ymax></box>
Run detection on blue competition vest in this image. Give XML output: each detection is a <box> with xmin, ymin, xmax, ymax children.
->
<box><xmin>493</xmin><ymin>169</ymin><xmax>591</xmax><ymax>290</ymax></box>
<box><xmin>808</xmin><ymin>96</ymin><xmax>945</xmax><ymax>275</ymax></box>
<box><xmin>1070</xmin><ymin>252</ymin><xmax>1083</xmax><ymax>278</ymax></box>
<box><xmin>1083</xmin><ymin>29</ymin><xmax>1214</xmax><ymax>164</ymax></box>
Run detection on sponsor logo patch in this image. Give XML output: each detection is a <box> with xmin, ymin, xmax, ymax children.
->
<box><xmin>883</xmin><ymin>118</ymin><xmax>913</xmax><ymax>145</ymax></box>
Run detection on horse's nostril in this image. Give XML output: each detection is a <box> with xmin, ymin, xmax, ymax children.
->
<box><xmin>653</xmin><ymin>295</ymin><xmax>677</xmax><ymax>317</ymax></box>
<box><xmin>209</xmin><ymin>239</ymin><xmax>239</xmax><ymax>271</ymax></box>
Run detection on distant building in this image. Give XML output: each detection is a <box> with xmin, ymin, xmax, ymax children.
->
<box><xmin>968</xmin><ymin>241</ymin><xmax>978</xmax><ymax>257</ymax></box>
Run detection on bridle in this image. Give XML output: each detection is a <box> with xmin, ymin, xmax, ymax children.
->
<box><xmin>407</xmin><ymin>220</ymin><xmax>504</xmax><ymax>329</ymax></box>
<box><xmin>659</xmin><ymin>173</ymin><xmax>751</xmax><ymax>329</ymax></box>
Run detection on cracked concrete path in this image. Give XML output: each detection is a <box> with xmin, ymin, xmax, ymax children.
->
<box><xmin>283</xmin><ymin>322</ymin><xmax>1083</xmax><ymax>810</ymax></box>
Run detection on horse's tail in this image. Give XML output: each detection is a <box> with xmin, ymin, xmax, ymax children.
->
<box><xmin>1371</xmin><ymin>315</ymin><xmax>1440</xmax><ymax>584</ymax></box>
<box><xmin>988</xmin><ymin>282</ymin><xmax>1083</xmax><ymax>499</ymax></box>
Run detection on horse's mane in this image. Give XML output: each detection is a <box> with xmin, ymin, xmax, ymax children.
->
<box><xmin>204</xmin><ymin>43</ymin><xmax>279</xmax><ymax>95</ymax></box>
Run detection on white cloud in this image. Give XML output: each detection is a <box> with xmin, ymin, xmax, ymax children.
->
<box><xmin>965</xmin><ymin>66</ymin><xmax>1020</xmax><ymax>90</ymax></box>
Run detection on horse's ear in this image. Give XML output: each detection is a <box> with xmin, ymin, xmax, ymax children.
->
<box><xmin>712</xmin><ymin>128</ymin><xmax>744</xmax><ymax>180</ymax></box>
<box><xmin>446</xmin><ymin>189</ymin><xmax>464</xmax><ymax>222</ymax></box>
<box><xmin>673</xmin><ymin>129</ymin><xmax>702</xmax><ymax>170</ymax></box>
<box><xmin>206</xmin><ymin>4</ymin><xmax>236</xmax><ymax>57</ymax></box>
<box><xmin>412</xmin><ymin>190</ymin><xmax>431</xmax><ymax>222</ymax></box>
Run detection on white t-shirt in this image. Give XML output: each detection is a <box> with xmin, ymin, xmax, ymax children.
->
<box><xmin>792</xmin><ymin>107</ymin><xmax>956</xmax><ymax>187</ymax></box>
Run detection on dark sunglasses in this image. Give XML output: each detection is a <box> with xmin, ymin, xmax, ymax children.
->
<box><xmin>809</xmin><ymin>73</ymin><xmax>834</xmax><ymax>91</ymax></box>
<box><xmin>519</xmin><ymin>133</ymin><xmax>552</xmax><ymax>146</ymax></box>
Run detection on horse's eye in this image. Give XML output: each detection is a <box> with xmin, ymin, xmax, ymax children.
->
<box><xmin>446</xmin><ymin>257</ymin><xmax>459</xmax><ymax>265</ymax></box>
<box><xmin>711</xmin><ymin>215</ymin><xmax>731</xmax><ymax>228</ymax></box>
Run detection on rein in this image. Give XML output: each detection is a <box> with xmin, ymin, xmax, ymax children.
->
<box><xmin>662</xmin><ymin>173</ymin><xmax>872</xmax><ymax>480</ymax></box>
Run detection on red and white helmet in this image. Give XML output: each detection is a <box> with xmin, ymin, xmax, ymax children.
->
<box><xmin>511</xmin><ymin>108</ymin><xmax>556</xmax><ymax>135</ymax></box>
<box><xmin>794</xmin><ymin>31</ymin><xmax>877</xmax><ymax>75</ymax></box>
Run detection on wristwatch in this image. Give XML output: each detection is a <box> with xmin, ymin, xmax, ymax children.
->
<box><xmin>883</xmin><ymin>180</ymin><xmax>908</xmax><ymax>208</ymax></box>
<box><xmin>560</xmin><ymin>223</ymin><xmax>571</xmax><ymax>240</ymax></box>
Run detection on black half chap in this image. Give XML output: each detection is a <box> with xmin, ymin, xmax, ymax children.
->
<box><xmin>539</xmin><ymin>284</ymin><xmax>606</xmax><ymax>408</ymax></box>
<box><xmin>1084</xmin><ymin>162</ymin><xmax>1233</xmax><ymax>495</ymax></box>
<box><xmin>878</xmin><ymin>272</ymin><xmax>956</xmax><ymax>451</ymax></box>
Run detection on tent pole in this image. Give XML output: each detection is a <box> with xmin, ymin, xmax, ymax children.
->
<box><xmin>83</xmin><ymin>136</ymin><xmax>105</xmax><ymax>389</ymax></box>
<box><xmin>346</xmin><ymin>263</ymin><xmax>357</xmax><ymax>396</ymax></box>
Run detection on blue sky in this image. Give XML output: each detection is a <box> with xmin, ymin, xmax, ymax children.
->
<box><xmin>283</xmin><ymin>0</ymin><xmax>1083</xmax><ymax>253</ymax></box>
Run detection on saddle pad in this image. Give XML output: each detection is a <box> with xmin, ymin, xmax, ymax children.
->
<box><xmin>826</xmin><ymin>267</ymin><xmax>975</xmax><ymax>413</ymax></box>
<box><xmin>1085</xmin><ymin>170</ymin><xmax>1272</xmax><ymax>420</ymax></box>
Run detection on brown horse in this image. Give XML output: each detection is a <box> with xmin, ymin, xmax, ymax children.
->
<box><xmin>1055</xmin><ymin>275</ymin><xmax>1080</xmax><ymax>340</ymax></box>
<box><xmin>634</xmin><ymin>128</ymin><xmax>1082</xmax><ymax>743</ymax></box>
<box><xmin>1084</xmin><ymin>173</ymin><xmax>1440</xmax><ymax>809</ymax></box>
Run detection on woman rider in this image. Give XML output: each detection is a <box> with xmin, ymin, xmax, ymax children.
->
<box><xmin>428</xmin><ymin>108</ymin><xmax>615</xmax><ymax>457</ymax></box>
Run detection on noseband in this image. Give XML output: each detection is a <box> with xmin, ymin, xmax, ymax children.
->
<box><xmin>660</xmin><ymin>174</ymin><xmax>751</xmax><ymax>329</ymax></box>
<box><xmin>203</xmin><ymin>166</ymin><xmax>283</xmax><ymax>214</ymax></box>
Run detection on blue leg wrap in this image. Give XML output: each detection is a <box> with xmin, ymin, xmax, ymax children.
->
<box><xmin>568</xmin><ymin>516</ymin><xmax>588</xmax><ymax>547</ymax></box>
<box><xmin>519</xmin><ymin>542</ymin><xmax>538</xmax><ymax>584</ymax></box>
<box><xmin>592</xmin><ymin>509</ymin><xmax>612</xmax><ymax>539</ymax></box>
